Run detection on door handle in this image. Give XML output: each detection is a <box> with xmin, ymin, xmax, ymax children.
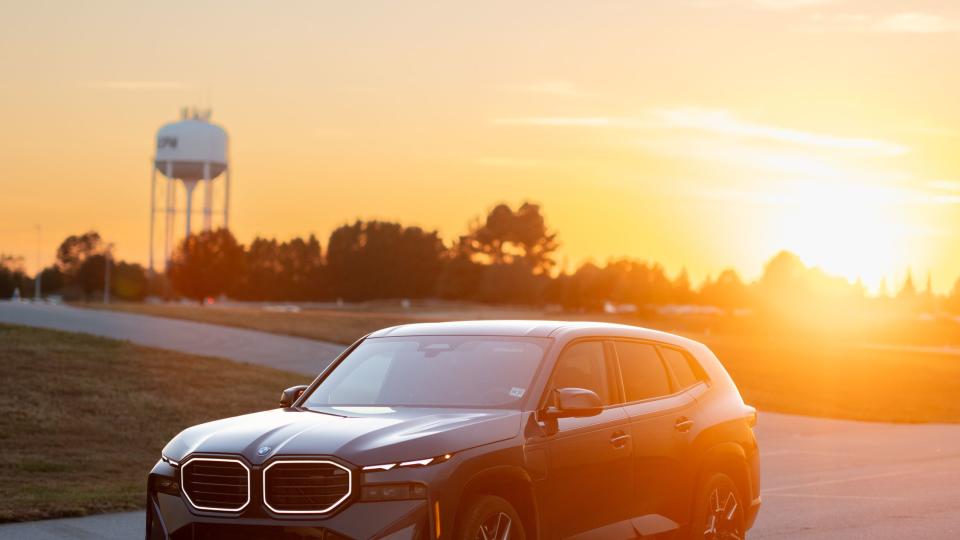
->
<box><xmin>610</xmin><ymin>432</ymin><xmax>631</xmax><ymax>448</ymax></box>
<box><xmin>674</xmin><ymin>417</ymin><xmax>694</xmax><ymax>432</ymax></box>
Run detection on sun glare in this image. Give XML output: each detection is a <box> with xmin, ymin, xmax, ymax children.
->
<box><xmin>773</xmin><ymin>180</ymin><xmax>905</xmax><ymax>292</ymax></box>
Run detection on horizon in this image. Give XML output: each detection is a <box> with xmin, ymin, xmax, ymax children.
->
<box><xmin>3</xmin><ymin>1</ymin><xmax>960</xmax><ymax>293</ymax></box>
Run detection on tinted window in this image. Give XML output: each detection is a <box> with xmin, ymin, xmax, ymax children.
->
<box><xmin>659</xmin><ymin>347</ymin><xmax>701</xmax><ymax>390</ymax></box>
<box><xmin>304</xmin><ymin>336</ymin><xmax>547</xmax><ymax>409</ymax></box>
<box><xmin>550</xmin><ymin>341</ymin><xmax>614</xmax><ymax>406</ymax></box>
<box><xmin>615</xmin><ymin>341</ymin><xmax>671</xmax><ymax>402</ymax></box>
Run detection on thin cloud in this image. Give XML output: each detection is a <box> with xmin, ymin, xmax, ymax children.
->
<box><xmin>752</xmin><ymin>0</ymin><xmax>833</xmax><ymax>10</ymax></box>
<box><xmin>688</xmin><ymin>0</ymin><xmax>834</xmax><ymax>10</ymax></box>
<box><xmin>873</xmin><ymin>12</ymin><xmax>957</xmax><ymax>34</ymax></box>
<box><xmin>495</xmin><ymin>108</ymin><xmax>907</xmax><ymax>156</ymax></box>
<box><xmin>475</xmin><ymin>157</ymin><xmax>551</xmax><ymax>168</ymax></box>
<box><xmin>82</xmin><ymin>80</ymin><xmax>189</xmax><ymax>90</ymax></box>
<box><xmin>806</xmin><ymin>12</ymin><xmax>958</xmax><ymax>34</ymax></box>
<box><xmin>926</xmin><ymin>180</ymin><xmax>960</xmax><ymax>193</ymax></box>
<box><xmin>502</xmin><ymin>81</ymin><xmax>585</xmax><ymax>98</ymax></box>
<box><xmin>493</xmin><ymin>117</ymin><xmax>618</xmax><ymax>127</ymax></box>
<box><xmin>651</xmin><ymin>107</ymin><xmax>907</xmax><ymax>156</ymax></box>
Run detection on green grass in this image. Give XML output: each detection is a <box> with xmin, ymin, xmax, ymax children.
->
<box><xmin>0</xmin><ymin>324</ymin><xmax>302</xmax><ymax>523</ymax></box>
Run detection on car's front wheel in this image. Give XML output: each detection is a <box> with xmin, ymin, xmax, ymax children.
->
<box><xmin>690</xmin><ymin>472</ymin><xmax>746</xmax><ymax>540</ymax></box>
<box><xmin>454</xmin><ymin>495</ymin><xmax>525</xmax><ymax>540</ymax></box>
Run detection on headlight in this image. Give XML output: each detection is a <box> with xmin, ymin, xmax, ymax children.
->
<box><xmin>153</xmin><ymin>476</ymin><xmax>181</xmax><ymax>496</ymax></box>
<box><xmin>360</xmin><ymin>483</ymin><xmax>427</xmax><ymax>501</ymax></box>
<box><xmin>362</xmin><ymin>453</ymin><xmax>453</xmax><ymax>472</ymax></box>
<box><xmin>160</xmin><ymin>454</ymin><xmax>180</xmax><ymax>467</ymax></box>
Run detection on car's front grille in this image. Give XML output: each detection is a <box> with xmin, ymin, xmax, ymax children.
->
<box><xmin>181</xmin><ymin>457</ymin><xmax>250</xmax><ymax>512</ymax></box>
<box><xmin>263</xmin><ymin>460</ymin><xmax>352</xmax><ymax>513</ymax></box>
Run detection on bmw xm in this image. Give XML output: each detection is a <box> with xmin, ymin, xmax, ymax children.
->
<box><xmin>147</xmin><ymin>320</ymin><xmax>760</xmax><ymax>539</ymax></box>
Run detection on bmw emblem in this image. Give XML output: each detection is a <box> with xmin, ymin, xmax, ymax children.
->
<box><xmin>257</xmin><ymin>446</ymin><xmax>272</xmax><ymax>456</ymax></box>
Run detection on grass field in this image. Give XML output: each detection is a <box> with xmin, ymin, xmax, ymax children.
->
<box><xmin>0</xmin><ymin>324</ymin><xmax>301</xmax><ymax>523</ymax></box>
<box><xmin>87</xmin><ymin>302</ymin><xmax>960</xmax><ymax>424</ymax></box>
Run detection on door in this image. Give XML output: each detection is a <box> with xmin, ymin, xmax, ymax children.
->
<box><xmin>543</xmin><ymin>340</ymin><xmax>635</xmax><ymax>539</ymax></box>
<box><xmin>613</xmin><ymin>340</ymin><xmax>698</xmax><ymax>536</ymax></box>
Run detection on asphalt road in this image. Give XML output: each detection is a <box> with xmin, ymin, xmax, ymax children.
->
<box><xmin>0</xmin><ymin>301</ymin><xmax>344</xmax><ymax>376</ymax></box>
<box><xmin>1</xmin><ymin>301</ymin><xmax>958</xmax><ymax>539</ymax></box>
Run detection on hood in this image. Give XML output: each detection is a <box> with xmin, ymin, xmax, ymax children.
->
<box><xmin>162</xmin><ymin>406</ymin><xmax>521</xmax><ymax>466</ymax></box>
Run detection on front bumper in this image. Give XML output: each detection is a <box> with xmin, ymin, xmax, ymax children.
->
<box><xmin>148</xmin><ymin>461</ymin><xmax>431</xmax><ymax>540</ymax></box>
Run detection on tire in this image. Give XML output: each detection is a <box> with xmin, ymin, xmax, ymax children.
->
<box><xmin>454</xmin><ymin>495</ymin><xmax>526</xmax><ymax>540</ymax></box>
<box><xmin>689</xmin><ymin>472</ymin><xmax>747</xmax><ymax>540</ymax></box>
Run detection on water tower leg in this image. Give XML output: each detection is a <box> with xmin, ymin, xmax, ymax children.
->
<box><xmin>149</xmin><ymin>161</ymin><xmax>156</xmax><ymax>274</ymax></box>
<box><xmin>184</xmin><ymin>182</ymin><xmax>195</xmax><ymax>239</ymax></box>
<box><xmin>163</xmin><ymin>161</ymin><xmax>173</xmax><ymax>268</ymax></box>
<box><xmin>223</xmin><ymin>166</ymin><xmax>231</xmax><ymax>230</ymax></box>
<box><xmin>202</xmin><ymin>162</ymin><xmax>212</xmax><ymax>230</ymax></box>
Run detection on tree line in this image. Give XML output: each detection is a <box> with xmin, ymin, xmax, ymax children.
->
<box><xmin>5</xmin><ymin>201</ymin><xmax>960</xmax><ymax>317</ymax></box>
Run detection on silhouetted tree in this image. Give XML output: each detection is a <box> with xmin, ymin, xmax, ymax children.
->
<box><xmin>0</xmin><ymin>255</ymin><xmax>31</xmax><ymax>299</ymax></box>
<box><xmin>56</xmin><ymin>231</ymin><xmax>103</xmax><ymax>274</ymax></box>
<box><xmin>38</xmin><ymin>266</ymin><xmax>65</xmax><ymax>295</ymax></box>
<box><xmin>76</xmin><ymin>254</ymin><xmax>107</xmax><ymax>300</ymax></box>
<box><xmin>326</xmin><ymin>221</ymin><xmax>444</xmax><ymax>301</ymax></box>
<box><xmin>947</xmin><ymin>278</ymin><xmax>960</xmax><ymax>315</ymax></box>
<box><xmin>461</xmin><ymin>202</ymin><xmax>558</xmax><ymax>275</ymax></box>
<box><xmin>672</xmin><ymin>268</ymin><xmax>694</xmax><ymax>304</ymax></box>
<box><xmin>477</xmin><ymin>262</ymin><xmax>549</xmax><ymax>304</ymax></box>
<box><xmin>239</xmin><ymin>235</ymin><xmax>325</xmax><ymax>300</ymax></box>
<box><xmin>53</xmin><ymin>231</ymin><xmax>106</xmax><ymax>298</ymax></box>
<box><xmin>278</xmin><ymin>235</ymin><xmax>325</xmax><ymax>300</ymax></box>
<box><xmin>700</xmin><ymin>269</ymin><xmax>750</xmax><ymax>310</ymax></box>
<box><xmin>436</xmin><ymin>250</ymin><xmax>483</xmax><ymax>300</ymax></box>
<box><xmin>112</xmin><ymin>261</ymin><xmax>149</xmax><ymax>301</ymax></box>
<box><xmin>167</xmin><ymin>229</ymin><xmax>245</xmax><ymax>302</ymax></box>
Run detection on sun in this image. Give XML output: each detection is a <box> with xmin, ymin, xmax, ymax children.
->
<box><xmin>771</xmin><ymin>180</ymin><xmax>906</xmax><ymax>292</ymax></box>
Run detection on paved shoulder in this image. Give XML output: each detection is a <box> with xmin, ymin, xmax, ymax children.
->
<box><xmin>0</xmin><ymin>302</ymin><xmax>344</xmax><ymax>377</ymax></box>
<box><xmin>0</xmin><ymin>512</ymin><xmax>142</xmax><ymax>540</ymax></box>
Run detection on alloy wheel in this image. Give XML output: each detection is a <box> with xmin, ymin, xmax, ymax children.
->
<box><xmin>476</xmin><ymin>511</ymin><xmax>512</xmax><ymax>540</ymax></box>
<box><xmin>703</xmin><ymin>486</ymin><xmax>744</xmax><ymax>540</ymax></box>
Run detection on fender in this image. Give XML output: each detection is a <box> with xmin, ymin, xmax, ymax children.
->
<box><xmin>455</xmin><ymin>465</ymin><xmax>540</xmax><ymax>539</ymax></box>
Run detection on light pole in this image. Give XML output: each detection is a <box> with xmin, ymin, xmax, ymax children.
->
<box><xmin>34</xmin><ymin>225</ymin><xmax>42</xmax><ymax>301</ymax></box>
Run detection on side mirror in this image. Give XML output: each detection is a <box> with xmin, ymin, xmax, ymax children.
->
<box><xmin>279</xmin><ymin>385</ymin><xmax>309</xmax><ymax>408</ymax></box>
<box><xmin>544</xmin><ymin>388</ymin><xmax>603</xmax><ymax>419</ymax></box>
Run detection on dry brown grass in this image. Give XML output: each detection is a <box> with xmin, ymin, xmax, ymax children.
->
<box><xmin>88</xmin><ymin>302</ymin><xmax>960</xmax><ymax>424</ymax></box>
<box><xmin>701</xmin><ymin>333</ymin><xmax>960</xmax><ymax>424</ymax></box>
<box><xmin>85</xmin><ymin>302</ymin><xmax>423</xmax><ymax>345</ymax></box>
<box><xmin>0</xmin><ymin>324</ymin><xmax>301</xmax><ymax>523</ymax></box>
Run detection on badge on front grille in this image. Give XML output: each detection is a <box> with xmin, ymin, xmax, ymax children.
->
<box><xmin>257</xmin><ymin>446</ymin><xmax>272</xmax><ymax>456</ymax></box>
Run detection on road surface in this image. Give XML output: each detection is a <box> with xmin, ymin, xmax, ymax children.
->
<box><xmin>0</xmin><ymin>301</ymin><xmax>344</xmax><ymax>376</ymax></box>
<box><xmin>1</xmin><ymin>301</ymin><xmax>958</xmax><ymax>539</ymax></box>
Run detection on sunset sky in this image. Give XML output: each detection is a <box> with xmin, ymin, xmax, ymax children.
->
<box><xmin>2</xmin><ymin>0</ymin><xmax>959</xmax><ymax>293</ymax></box>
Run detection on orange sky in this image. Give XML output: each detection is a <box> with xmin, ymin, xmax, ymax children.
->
<box><xmin>2</xmin><ymin>1</ymin><xmax>959</xmax><ymax>292</ymax></box>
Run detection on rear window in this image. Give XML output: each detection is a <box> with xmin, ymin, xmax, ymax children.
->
<box><xmin>615</xmin><ymin>341</ymin><xmax>672</xmax><ymax>402</ymax></box>
<box><xmin>658</xmin><ymin>347</ymin><xmax>705</xmax><ymax>390</ymax></box>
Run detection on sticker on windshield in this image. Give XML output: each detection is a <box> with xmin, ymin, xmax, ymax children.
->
<box><xmin>509</xmin><ymin>387</ymin><xmax>526</xmax><ymax>398</ymax></box>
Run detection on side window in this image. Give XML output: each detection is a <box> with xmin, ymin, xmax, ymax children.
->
<box><xmin>549</xmin><ymin>341</ymin><xmax>614</xmax><ymax>406</ymax></box>
<box><xmin>615</xmin><ymin>341</ymin><xmax>672</xmax><ymax>402</ymax></box>
<box><xmin>658</xmin><ymin>347</ymin><xmax>705</xmax><ymax>391</ymax></box>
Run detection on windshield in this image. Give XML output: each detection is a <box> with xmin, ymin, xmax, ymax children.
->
<box><xmin>303</xmin><ymin>336</ymin><xmax>549</xmax><ymax>409</ymax></box>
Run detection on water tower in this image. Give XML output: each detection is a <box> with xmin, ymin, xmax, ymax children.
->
<box><xmin>148</xmin><ymin>108</ymin><xmax>231</xmax><ymax>272</ymax></box>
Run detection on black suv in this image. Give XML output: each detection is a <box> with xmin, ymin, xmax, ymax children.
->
<box><xmin>147</xmin><ymin>321</ymin><xmax>760</xmax><ymax>539</ymax></box>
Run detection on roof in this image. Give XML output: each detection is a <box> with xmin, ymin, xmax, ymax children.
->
<box><xmin>366</xmin><ymin>320</ymin><xmax>697</xmax><ymax>348</ymax></box>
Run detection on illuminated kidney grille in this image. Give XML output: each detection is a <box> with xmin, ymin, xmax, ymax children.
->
<box><xmin>181</xmin><ymin>459</ymin><xmax>249</xmax><ymax>511</ymax></box>
<box><xmin>263</xmin><ymin>461</ymin><xmax>352</xmax><ymax>513</ymax></box>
